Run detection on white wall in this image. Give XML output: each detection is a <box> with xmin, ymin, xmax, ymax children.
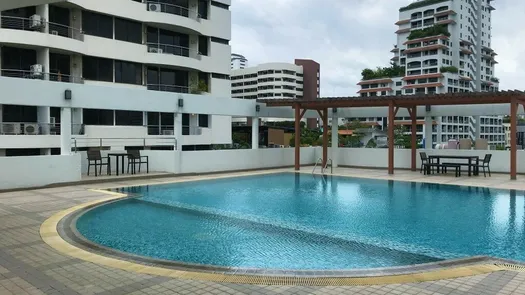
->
<box><xmin>0</xmin><ymin>154</ymin><xmax>81</xmax><ymax>190</ymax></box>
<box><xmin>336</xmin><ymin>148</ymin><xmax>525</xmax><ymax>173</ymax></box>
<box><xmin>180</xmin><ymin>148</ymin><xmax>317</xmax><ymax>173</ymax></box>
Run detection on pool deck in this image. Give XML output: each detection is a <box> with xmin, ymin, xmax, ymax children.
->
<box><xmin>2</xmin><ymin>168</ymin><xmax>525</xmax><ymax>294</ymax></box>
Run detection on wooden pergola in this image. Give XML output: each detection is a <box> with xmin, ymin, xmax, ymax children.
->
<box><xmin>258</xmin><ymin>91</ymin><xmax>525</xmax><ymax>180</ymax></box>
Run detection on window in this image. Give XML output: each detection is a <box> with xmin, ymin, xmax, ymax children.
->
<box><xmin>2</xmin><ymin>105</ymin><xmax>37</xmax><ymax>122</ymax></box>
<box><xmin>114</xmin><ymin>18</ymin><xmax>142</xmax><ymax>44</ymax></box>
<box><xmin>198</xmin><ymin>114</ymin><xmax>209</xmax><ymax>127</ymax></box>
<box><xmin>396</xmin><ymin>81</ymin><xmax>402</xmax><ymax>86</ymax></box>
<box><xmin>211</xmin><ymin>1</ymin><xmax>229</xmax><ymax>9</ymax></box>
<box><xmin>198</xmin><ymin>0</ymin><xmax>208</xmax><ymax>18</ymax></box>
<box><xmin>1</xmin><ymin>46</ymin><xmax>36</xmax><ymax>72</ymax></box>
<box><xmin>83</xmin><ymin>109</ymin><xmax>114</xmax><ymax>125</ymax></box>
<box><xmin>198</xmin><ymin>36</ymin><xmax>208</xmax><ymax>55</ymax></box>
<box><xmin>115</xmin><ymin>60</ymin><xmax>142</xmax><ymax>85</ymax></box>
<box><xmin>147</xmin><ymin>27</ymin><xmax>190</xmax><ymax>56</ymax></box>
<box><xmin>115</xmin><ymin>110</ymin><xmax>143</xmax><ymax>126</ymax></box>
<box><xmin>210</xmin><ymin>37</ymin><xmax>229</xmax><ymax>45</ymax></box>
<box><xmin>82</xmin><ymin>10</ymin><xmax>113</xmax><ymax>39</ymax></box>
<box><xmin>83</xmin><ymin>56</ymin><xmax>113</xmax><ymax>82</ymax></box>
<box><xmin>147</xmin><ymin>66</ymin><xmax>189</xmax><ymax>93</ymax></box>
<box><xmin>212</xmin><ymin>73</ymin><xmax>230</xmax><ymax>80</ymax></box>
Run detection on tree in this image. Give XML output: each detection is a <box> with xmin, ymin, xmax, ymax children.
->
<box><xmin>393</xmin><ymin>125</ymin><xmax>411</xmax><ymax>148</ymax></box>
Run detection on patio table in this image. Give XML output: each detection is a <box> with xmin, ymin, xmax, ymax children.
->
<box><xmin>428</xmin><ymin>155</ymin><xmax>479</xmax><ymax>176</ymax></box>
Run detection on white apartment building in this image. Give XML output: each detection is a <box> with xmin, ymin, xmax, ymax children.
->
<box><xmin>0</xmin><ymin>0</ymin><xmax>232</xmax><ymax>155</ymax></box>
<box><xmin>231</xmin><ymin>63</ymin><xmax>305</xmax><ymax>100</ymax></box>
<box><xmin>357</xmin><ymin>0</ymin><xmax>503</xmax><ymax>147</ymax></box>
<box><xmin>231</xmin><ymin>53</ymin><xmax>247</xmax><ymax>69</ymax></box>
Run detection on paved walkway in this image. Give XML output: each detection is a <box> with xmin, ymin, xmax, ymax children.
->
<box><xmin>1</xmin><ymin>169</ymin><xmax>525</xmax><ymax>294</ymax></box>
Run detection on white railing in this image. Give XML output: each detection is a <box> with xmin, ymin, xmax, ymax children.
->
<box><xmin>1</xmin><ymin>69</ymin><xmax>84</xmax><ymax>84</ymax></box>
<box><xmin>0</xmin><ymin>16</ymin><xmax>84</xmax><ymax>41</ymax></box>
<box><xmin>72</xmin><ymin>137</ymin><xmax>177</xmax><ymax>152</ymax></box>
<box><xmin>146</xmin><ymin>42</ymin><xmax>201</xmax><ymax>59</ymax></box>
<box><xmin>145</xmin><ymin>1</ymin><xmax>200</xmax><ymax>20</ymax></box>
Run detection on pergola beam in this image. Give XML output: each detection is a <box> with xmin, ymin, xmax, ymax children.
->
<box><xmin>388</xmin><ymin>101</ymin><xmax>395</xmax><ymax>175</ymax></box>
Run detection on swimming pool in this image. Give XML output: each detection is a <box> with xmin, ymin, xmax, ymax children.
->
<box><xmin>76</xmin><ymin>173</ymin><xmax>525</xmax><ymax>270</ymax></box>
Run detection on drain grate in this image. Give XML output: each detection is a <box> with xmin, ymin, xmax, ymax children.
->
<box><xmin>494</xmin><ymin>263</ymin><xmax>525</xmax><ymax>272</ymax></box>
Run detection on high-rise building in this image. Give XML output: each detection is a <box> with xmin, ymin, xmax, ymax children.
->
<box><xmin>0</xmin><ymin>0</ymin><xmax>232</xmax><ymax>155</ymax></box>
<box><xmin>357</xmin><ymin>0</ymin><xmax>503</xmax><ymax>146</ymax></box>
<box><xmin>230</xmin><ymin>59</ymin><xmax>320</xmax><ymax>128</ymax></box>
<box><xmin>231</xmin><ymin>53</ymin><xmax>248</xmax><ymax>69</ymax></box>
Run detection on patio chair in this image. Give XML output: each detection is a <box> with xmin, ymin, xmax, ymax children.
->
<box><xmin>420</xmin><ymin>152</ymin><xmax>430</xmax><ymax>173</ymax></box>
<box><xmin>475</xmin><ymin>154</ymin><xmax>492</xmax><ymax>177</ymax></box>
<box><xmin>87</xmin><ymin>150</ymin><xmax>110</xmax><ymax>176</ymax></box>
<box><xmin>127</xmin><ymin>150</ymin><xmax>149</xmax><ymax>174</ymax></box>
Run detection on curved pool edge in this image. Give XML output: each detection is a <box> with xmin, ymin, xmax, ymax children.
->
<box><xmin>40</xmin><ymin>188</ymin><xmax>508</xmax><ymax>286</ymax></box>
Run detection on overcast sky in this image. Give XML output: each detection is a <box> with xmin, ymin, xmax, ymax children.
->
<box><xmin>230</xmin><ymin>0</ymin><xmax>525</xmax><ymax>97</ymax></box>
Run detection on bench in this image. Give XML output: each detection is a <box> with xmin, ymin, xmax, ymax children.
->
<box><xmin>441</xmin><ymin>162</ymin><xmax>479</xmax><ymax>176</ymax></box>
<box><xmin>423</xmin><ymin>163</ymin><xmax>461</xmax><ymax>177</ymax></box>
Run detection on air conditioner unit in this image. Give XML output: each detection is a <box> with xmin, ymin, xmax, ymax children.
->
<box><xmin>149</xmin><ymin>47</ymin><xmax>163</xmax><ymax>53</ymax></box>
<box><xmin>30</xmin><ymin>64</ymin><xmax>44</xmax><ymax>78</ymax></box>
<box><xmin>51</xmin><ymin>30</ymin><xmax>59</xmax><ymax>35</ymax></box>
<box><xmin>24</xmin><ymin>124</ymin><xmax>39</xmax><ymax>135</ymax></box>
<box><xmin>149</xmin><ymin>3</ymin><xmax>161</xmax><ymax>12</ymax></box>
<box><xmin>162</xmin><ymin>130</ymin><xmax>174</xmax><ymax>135</ymax></box>
<box><xmin>29</xmin><ymin>14</ymin><xmax>43</xmax><ymax>29</ymax></box>
<box><xmin>1</xmin><ymin>123</ymin><xmax>21</xmax><ymax>135</ymax></box>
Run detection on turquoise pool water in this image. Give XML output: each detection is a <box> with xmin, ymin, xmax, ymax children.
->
<box><xmin>76</xmin><ymin>173</ymin><xmax>525</xmax><ymax>270</ymax></box>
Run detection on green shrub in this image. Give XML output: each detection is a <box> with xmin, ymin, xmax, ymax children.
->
<box><xmin>361</xmin><ymin>63</ymin><xmax>405</xmax><ymax>80</ymax></box>
<box><xmin>407</xmin><ymin>25</ymin><xmax>450</xmax><ymax>40</ymax></box>
<box><xmin>440</xmin><ymin>66</ymin><xmax>459</xmax><ymax>73</ymax></box>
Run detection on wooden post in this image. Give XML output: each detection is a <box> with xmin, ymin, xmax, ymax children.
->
<box><xmin>322</xmin><ymin>108</ymin><xmax>328</xmax><ymax>167</ymax></box>
<box><xmin>510</xmin><ymin>99</ymin><xmax>517</xmax><ymax>180</ymax></box>
<box><xmin>294</xmin><ymin>104</ymin><xmax>301</xmax><ymax>171</ymax></box>
<box><xmin>388</xmin><ymin>101</ymin><xmax>395</xmax><ymax>174</ymax></box>
<box><xmin>411</xmin><ymin>106</ymin><xmax>417</xmax><ymax>171</ymax></box>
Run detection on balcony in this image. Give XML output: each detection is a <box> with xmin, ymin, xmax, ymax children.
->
<box><xmin>145</xmin><ymin>1</ymin><xmax>200</xmax><ymax>20</ymax></box>
<box><xmin>0</xmin><ymin>122</ymin><xmax>84</xmax><ymax>135</ymax></box>
<box><xmin>0</xmin><ymin>69</ymin><xmax>84</xmax><ymax>84</ymax></box>
<box><xmin>0</xmin><ymin>16</ymin><xmax>83</xmax><ymax>41</ymax></box>
<box><xmin>147</xmin><ymin>84</ymin><xmax>189</xmax><ymax>94</ymax></box>
<box><xmin>146</xmin><ymin>42</ymin><xmax>200</xmax><ymax>59</ymax></box>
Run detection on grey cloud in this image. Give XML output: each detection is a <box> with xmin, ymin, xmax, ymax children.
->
<box><xmin>231</xmin><ymin>0</ymin><xmax>524</xmax><ymax>96</ymax></box>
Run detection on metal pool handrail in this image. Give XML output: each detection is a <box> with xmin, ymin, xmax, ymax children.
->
<box><xmin>312</xmin><ymin>157</ymin><xmax>323</xmax><ymax>174</ymax></box>
<box><xmin>322</xmin><ymin>158</ymin><xmax>333</xmax><ymax>174</ymax></box>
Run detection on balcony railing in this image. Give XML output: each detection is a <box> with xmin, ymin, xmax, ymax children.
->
<box><xmin>0</xmin><ymin>16</ymin><xmax>83</xmax><ymax>41</ymax></box>
<box><xmin>147</xmin><ymin>84</ymin><xmax>190</xmax><ymax>94</ymax></box>
<box><xmin>146</xmin><ymin>42</ymin><xmax>200</xmax><ymax>59</ymax></box>
<box><xmin>72</xmin><ymin>137</ymin><xmax>177</xmax><ymax>152</ymax></box>
<box><xmin>0</xmin><ymin>122</ymin><xmax>84</xmax><ymax>135</ymax></box>
<box><xmin>1</xmin><ymin>69</ymin><xmax>84</xmax><ymax>84</ymax></box>
<box><xmin>145</xmin><ymin>1</ymin><xmax>200</xmax><ymax>20</ymax></box>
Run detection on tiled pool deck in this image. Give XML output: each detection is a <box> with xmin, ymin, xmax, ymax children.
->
<box><xmin>2</xmin><ymin>168</ymin><xmax>525</xmax><ymax>294</ymax></box>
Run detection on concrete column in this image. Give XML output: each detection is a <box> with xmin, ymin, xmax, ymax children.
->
<box><xmin>36</xmin><ymin>4</ymin><xmax>49</xmax><ymax>34</ymax></box>
<box><xmin>474</xmin><ymin>115</ymin><xmax>481</xmax><ymax>140</ymax></box>
<box><xmin>331</xmin><ymin>112</ymin><xmax>338</xmax><ymax>168</ymax></box>
<box><xmin>37</xmin><ymin>47</ymin><xmax>50</xmax><ymax>80</ymax></box>
<box><xmin>60</xmin><ymin>107</ymin><xmax>72</xmax><ymax>155</ymax></box>
<box><xmin>424</xmin><ymin>116</ymin><xmax>433</xmax><ymax>149</ymax></box>
<box><xmin>436</xmin><ymin>117</ymin><xmax>442</xmax><ymax>144</ymax></box>
<box><xmin>251</xmin><ymin>117</ymin><xmax>259</xmax><ymax>149</ymax></box>
<box><xmin>174</xmin><ymin>112</ymin><xmax>182</xmax><ymax>150</ymax></box>
<box><xmin>189</xmin><ymin>34</ymin><xmax>199</xmax><ymax>59</ymax></box>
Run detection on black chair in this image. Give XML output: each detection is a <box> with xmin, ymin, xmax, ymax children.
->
<box><xmin>87</xmin><ymin>150</ymin><xmax>110</xmax><ymax>176</ymax></box>
<box><xmin>127</xmin><ymin>150</ymin><xmax>149</xmax><ymax>174</ymax></box>
<box><xmin>420</xmin><ymin>152</ymin><xmax>431</xmax><ymax>173</ymax></box>
<box><xmin>475</xmin><ymin>154</ymin><xmax>492</xmax><ymax>177</ymax></box>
